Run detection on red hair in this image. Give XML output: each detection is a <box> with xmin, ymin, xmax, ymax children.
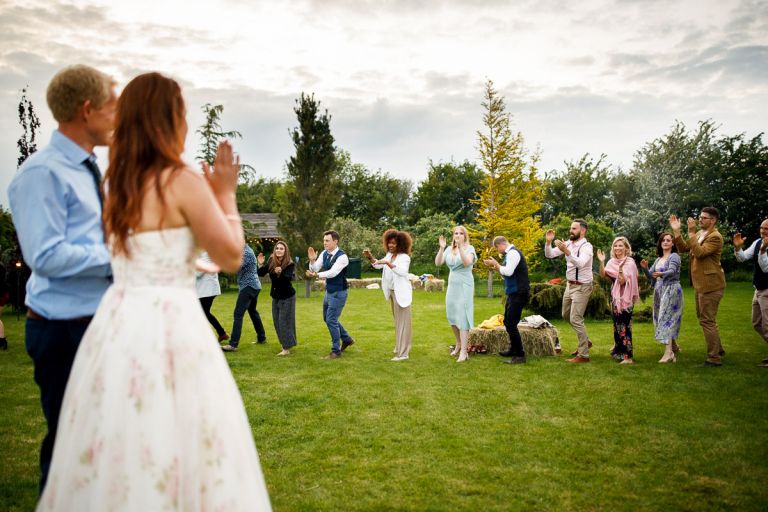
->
<box><xmin>103</xmin><ymin>72</ymin><xmax>186</xmax><ymax>256</ymax></box>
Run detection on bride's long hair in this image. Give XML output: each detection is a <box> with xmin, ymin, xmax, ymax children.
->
<box><xmin>104</xmin><ymin>72</ymin><xmax>186</xmax><ymax>256</ymax></box>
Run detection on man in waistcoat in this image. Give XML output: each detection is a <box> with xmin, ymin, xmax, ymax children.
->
<box><xmin>733</xmin><ymin>219</ymin><xmax>768</xmax><ymax>367</ymax></box>
<box><xmin>307</xmin><ymin>230</ymin><xmax>355</xmax><ymax>359</ymax></box>
<box><xmin>8</xmin><ymin>64</ymin><xmax>116</xmax><ymax>492</ymax></box>
<box><xmin>670</xmin><ymin>207</ymin><xmax>727</xmax><ymax>366</ymax></box>
<box><xmin>484</xmin><ymin>236</ymin><xmax>530</xmax><ymax>364</ymax></box>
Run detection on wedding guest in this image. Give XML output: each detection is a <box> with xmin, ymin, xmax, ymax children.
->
<box><xmin>364</xmin><ymin>229</ymin><xmax>413</xmax><ymax>361</ymax></box>
<box><xmin>307</xmin><ymin>230</ymin><xmax>355</xmax><ymax>359</ymax></box>
<box><xmin>544</xmin><ymin>219</ymin><xmax>594</xmax><ymax>363</ymax></box>
<box><xmin>435</xmin><ymin>225</ymin><xmax>476</xmax><ymax>362</ymax></box>
<box><xmin>0</xmin><ymin>262</ymin><xmax>8</xmax><ymax>350</ymax></box>
<box><xmin>37</xmin><ymin>72</ymin><xmax>271</xmax><ymax>509</ymax></box>
<box><xmin>598</xmin><ymin>237</ymin><xmax>640</xmax><ymax>364</ymax></box>
<box><xmin>8</xmin><ymin>64</ymin><xmax>116</xmax><ymax>492</ymax></box>
<box><xmin>223</xmin><ymin>244</ymin><xmax>267</xmax><ymax>352</ymax></box>
<box><xmin>484</xmin><ymin>235</ymin><xmax>530</xmax><ymax>365</ymax></box>
<box><xmin>640</xmin><ymin>233</ymin><xmax>683</xmax><ymax>363</ymax></box>
<box><xmin>733</xmin><ymin>219</ymin><xmax>768</xmax><ymax>367</ymax></box>
<box><xmin>670</xmin><ymin>208</ymin><xmax>726</xmax><ymax>366</ymax></box>
<box><xmin>196</xmin><ymin>250</ymin><xmax>229</xmax><ymax>342</ymax></box>
<box><xmin>257</xmin><ymin>240</ymin><xmax>298</xmax><ymax>356</ymax></box>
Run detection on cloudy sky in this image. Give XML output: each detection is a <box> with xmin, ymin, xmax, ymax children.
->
<box><xmin>1</xmin><ymin>0</ymin><xmax>766</xmax><ymax>207</ymax></box>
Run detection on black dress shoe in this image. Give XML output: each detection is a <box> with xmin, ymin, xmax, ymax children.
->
<box><xmin>341</xmin><ymin>339</ymin><xmax>355</xmax><ymax>351</ymax></box>
<box><xmin>504</xmin><ymin>356</ymin><xmax>527</xmax><ymax>364</ymax></box>
<box><xmin>700</xmin><ymin>360</ymin><xmax>722</xmax><ymax>367</ymax></box>
<box><xmin>499</xmin><ymin>349</ymin><xmax>514</xmax><ymax>357</ymax></box>
<box><xmin>0</xmin><ymin>338</ymin><xmax>7</xmax><ymax>350</ymax></box>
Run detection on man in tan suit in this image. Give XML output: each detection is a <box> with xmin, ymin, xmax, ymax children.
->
<box><xmin>670</xmin><ymin>207</ymin><xmax>726</xmax><ymax>366</ymax></box>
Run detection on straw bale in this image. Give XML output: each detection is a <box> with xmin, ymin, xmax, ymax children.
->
<box><xmin>468</xmin><ymin>325</ymin><xmax>558</xmax><ymax>357</ymax></box>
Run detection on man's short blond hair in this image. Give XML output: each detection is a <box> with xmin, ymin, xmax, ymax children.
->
<box><xmin>46</xmin><ymin>64</ymin><xmax>115</xmax><ymax>122</ymax></box>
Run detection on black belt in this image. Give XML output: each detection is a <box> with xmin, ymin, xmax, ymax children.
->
<box><xmin>27</xmin><ymin>308</ymin><xmax>93</xmax><ymax>323</ymax></box>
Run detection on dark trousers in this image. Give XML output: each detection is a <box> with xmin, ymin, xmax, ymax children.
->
<box><xmin>199</xmin><ymin>296</ymin><xmax>226</xmax><ymax>337</ymax></box>
<box><xmin>504</xmin><ymin>291</ymin><xmax>529</xmax><ymax>357</ymax></box>
<box><xmin>611</xmin><ymin>307</ymin><xmax>634</xmax><ymax>358</ymax></box>
<box><xmin>230</xmin><ymin>286</ymin><xmax>266</xmax><ymax>347</ymax></box>
<box><xmin>25</xmin><ymin>317</ymin><xmax>90</xmax><ymax>494</ymax></box>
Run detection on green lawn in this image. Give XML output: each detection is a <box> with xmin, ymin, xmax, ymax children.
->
<box><xmin>1</xmin><ymin>282</ymin><xmax>767</xmax><ymax>511</ymax></box>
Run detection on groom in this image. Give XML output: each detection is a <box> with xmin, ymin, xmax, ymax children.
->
<box><xmin>306</xmin><ymin>230</ymin><xmax>355</xmax><ymax>359</ymax></box>
<box><xmin>9</xmin><ymin>65</ymin><xmax>116</xmax><ymax>492</ymax></box>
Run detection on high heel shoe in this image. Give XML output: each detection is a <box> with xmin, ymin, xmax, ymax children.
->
<box><xmin>449</xmin><ymin>345</ymin><xmax>460</xmax><ymax>357</ymax></box>
<box><xmin>619</xmin><ymin>356</ymin><xmax>634</xmax><ymax>365</ymax></box>
<box><xmin>659</xmin><ymin>354</ymin><xmax>676</xmax><ymax>363</ymax></box>
<box><xmin>456</xmin><ymin>352</ymin><xmax>468</xmax><ymax>363</ymax></box>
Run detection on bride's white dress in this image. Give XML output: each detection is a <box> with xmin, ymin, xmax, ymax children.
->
<box><xmin>38</xmin><ymin>227</ymin><xmax>271</xmax><ymax>511</ymax></box>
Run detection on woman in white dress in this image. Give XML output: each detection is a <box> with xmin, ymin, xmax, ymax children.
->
<box><xmin>38</xmin><ymin>72</ymin><xmax>271</xmax><ymax>511</ymax></box>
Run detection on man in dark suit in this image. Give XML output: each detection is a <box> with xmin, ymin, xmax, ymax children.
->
<box><xmin>670</xmin><ymin>207</ymin><xmax>726</xmax><ymax>366</ymax></box>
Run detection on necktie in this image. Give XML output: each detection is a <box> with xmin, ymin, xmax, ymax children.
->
<box><xmin>82</xmin><ymin>157</ymin><xmax>103</xmax><ymax>208</ymax></box>
<box><xmin>323</xmin><ymin>251</ymin><xmax>332</xmax><ymax>270</ymax></box>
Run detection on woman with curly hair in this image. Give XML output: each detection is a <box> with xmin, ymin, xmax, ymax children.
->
<box><xmin>364</xmin><ymin>229</ymin><xmax>413</xmax><ymax>361</ymax></box>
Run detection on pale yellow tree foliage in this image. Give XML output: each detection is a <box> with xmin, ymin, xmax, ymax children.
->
<box><xmin>469</xmin><ymin>80</ymin><xmax>542</xmax><ymax>296</ymax></box>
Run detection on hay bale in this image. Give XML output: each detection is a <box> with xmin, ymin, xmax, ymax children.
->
<box><xmin>468</xmin><ymin>325</ymin><xmax>558</xmax><ymax>357</ymax></box>
<box><xmin>424</xmin><ymin>279</ymin><xmax>445</xmax><ymax>292</ymax></box>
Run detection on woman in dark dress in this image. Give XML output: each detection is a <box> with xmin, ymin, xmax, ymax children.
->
<box><xmin>258</xmin><ymin>241</ymin><xmax>298</xmax><ymax>356</ymax></box>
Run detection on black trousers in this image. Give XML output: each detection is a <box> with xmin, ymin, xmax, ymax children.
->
<box><xmin>504</xmin><ymin>291</ymin><xmax>529</xmax><ymax>357</ymax></box>
<box><xmin>199</xmin><ymin>296</ymin><xmax>226</xmax><ymax>337</ymax></box>
<box><xmin>230</xmin><ymin>286</ymin><xmax>266</xmax><ymax>347</ymax></box>
<box><xmin>25</xmin><ymin>316</ymin><xmax>90</xmax><ymax>494</ymax></box>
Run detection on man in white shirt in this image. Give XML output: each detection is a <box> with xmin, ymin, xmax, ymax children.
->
<box><xmin>544</xmin><ymin>219</ymin><xmax>594</xmax><ymax>363</ymax></box>
<box><xmin>485</xmin><ymin>236</ymin><xmax>530</xmax><ymax>365</ymax></box>
<box><xmin>733</xmin><ymin>219</ymin><xmax>768</xmax><ymax>366</ymax></box>
<box><xmin>306</xmin><ymin>230</ymin><xmax>355</xmax><ymax>359</ymax></box>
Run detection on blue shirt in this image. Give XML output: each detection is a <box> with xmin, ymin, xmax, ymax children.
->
<box><xmin>8</xmin><ymin>130</ymin><xmax>111</xmax><ymax>319</ymax></box>
<box><xmin>237</xmin><ymin>245</ymin><xmax>261</xmax><ymax>291</ymax></box>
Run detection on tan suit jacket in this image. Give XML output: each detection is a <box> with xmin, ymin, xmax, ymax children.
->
<box><xmin>674</xmin><ymin>228</ymin><xmax>726</xmax><ymax>293</ymax></box>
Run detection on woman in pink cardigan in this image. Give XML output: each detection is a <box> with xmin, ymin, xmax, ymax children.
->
<box><xmin>597</xmin><ymin>236</ymin><xmax>640</xmax><ymax>364</ymax></box>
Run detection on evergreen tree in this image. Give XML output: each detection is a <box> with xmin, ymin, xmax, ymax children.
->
<box><xmin>470</xmin><ymin>80</ymin><xmax>542</xmax><ymax>297</ymax></box>
<box><xmin>279</xmin><ymin>93</ymin><xmax>339</xmax><ymax>296</ymax></box>
<box><xmin>196</xmin><ymin>103</ymin><xmax>255</xmax><ymax>180</ymax></box>
<box><xmin>17</xmin><ymin>86</ymin><xmax>40</xmax><ymax>168</ymax></box>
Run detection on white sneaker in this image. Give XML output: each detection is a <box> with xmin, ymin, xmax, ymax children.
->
<box><xmin>391</xmin><ymin>355</ymin><xmax>409</xmax><ymax>361</ymax></box>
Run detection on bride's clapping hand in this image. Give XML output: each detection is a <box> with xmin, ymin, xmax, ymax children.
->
<box><xmin>202</xmin><ymin>141</ymin><xmax>240</xmax><ymax>197</ymax></box>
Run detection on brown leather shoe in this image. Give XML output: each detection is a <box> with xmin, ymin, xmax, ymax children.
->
<box><xmin>566</xmin><ymin>356</ymin><xmax>590</xmax><ymax>363</ymax></box>
<box><xmin>323</xmin><ymin>352</ymin><xmax>341</xmax><ymax>359</ymax></box>
<box><xmin>218</xmin><ymin>333</ymin><xmax>230</xmax><ymax>342</ymax></box>
<box><xmin>341</xmin><ymin>339</ymin><xmax>355</xmax><ymax>351</ymax></box>
<box><xmin>569</xmin><ymin>341</ymin><xmax>592</xmax><ymax>356</ymax></box>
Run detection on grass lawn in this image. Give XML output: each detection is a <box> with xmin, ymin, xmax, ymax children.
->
<box><xmin>1</xmin><ymin>282</ymin><xmax>767</xmax><ymax>511</ymax></box>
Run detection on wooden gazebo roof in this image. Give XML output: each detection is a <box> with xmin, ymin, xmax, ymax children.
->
<box><xmin>241</xmin><ymin>213</ymin><xmax>282</xmax><ymax>239</ymax></box>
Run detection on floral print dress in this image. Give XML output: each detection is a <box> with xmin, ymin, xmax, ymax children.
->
<box><xmin>38</xmin><ymin>228</ymin><xmax>271</xmax><ymax>511</ymax></box>
<box><xmin>642</xmin><ymin>253</ymin><xmax>684</xmax><ymax>344</ymax></box>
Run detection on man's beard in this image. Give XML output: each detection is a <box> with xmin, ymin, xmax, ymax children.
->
<box><xmin>569</xmin><ymin>233</ymin><xmax>580</xmax><ymax>241</ymax></box>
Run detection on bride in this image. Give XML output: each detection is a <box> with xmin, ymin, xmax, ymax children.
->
<box><xmin>38</xmin><ymin>73</ymin><xmax>271</xmax><ymax>511</ymax></box>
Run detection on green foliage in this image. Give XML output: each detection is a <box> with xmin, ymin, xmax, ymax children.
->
<box><xmin>279</xmin><ymin>93</ymin><xmax>339</xmax><ymax>256</ymax></box>
<box><xmin>0</xmin><ymin>208</ymin><xmax>17</xmax><ymax>265</ymax></box>
<box><xmin>405</xmin><ymin>212</ymin><xmax>455</xmax><ymax>273</ymax></box>
<box><xmin>470</xmin><ymin>80</ymin><xmax>542</xmax><ymax>263</ymax></box>
<box><xmin>236</xmin><ymin>178</ymin><xmax>284</xmax><ymax>213</ymax></box>
<box><xmin>327</xmin><ymin>216</ymin><xmax>381</xmax><ymax>263</ymax></box>
<box><xmin>528</xmin><ymin>282</ymin><xmax>611</xmax><ymax>320</ymax></box>
<box><xmin>541</xmin><ymin>153</ymin><xmax>616</xmax><ymax>225</ymax></box>
<box><xmin>332</xmin><ymin>151</ymin><xmax>412</xmax><ymax>230</ymax></box>
<box><xmin>409</xmin><ymin>159</ymin><xmax>483</xmax><ymax>225</ymax></box>
<box><xmin>195</xmin><ymin>103</ymin><xmax>255</xmax><ymax>180</ymax></box>
<box><xmin>17</xmin><ymin>86</ymin><xmax>40</xmax><ymax>168</ymax></box>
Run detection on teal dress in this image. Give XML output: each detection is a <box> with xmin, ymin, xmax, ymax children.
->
<box><xmin>443</xmin><ymin>245</ymin><xmax>476</xmax><ymax>330</ymax></box>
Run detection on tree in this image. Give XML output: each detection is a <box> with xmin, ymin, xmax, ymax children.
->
<box><xmin>333</xmin><ymin>150</ymin><xmax>412</xmax><ymax>230</ymax></box>
<box><xmin>236</xmin><ymin>178</ymin><xmax>285</xmax><ymax>213</ymax></box>
<box><xmin>406</xmin><ymin>212</ymin><xmax>455</xmax><ymax>274</ymax></box>
<box><xmin>541</xmin><ymin>153</ymin><xmax>615</xmax><ymax>225</ymax></box>
<box><xmin>469</xmin><ymin>80</ymin><xmax>542</xmax><ymax>296</ymax></box>
<box><xmin>409</xmin><ymin>160</ymin><xmax>483</xmax><ymax>225</ymax></box>
<box><xmin>17</xmin><ymin>86</ymin><xmax>40</xmax><ymax>168</ymax></box>
<box><xmin>279</xmin><ymin>93</ymin><xmax>339</xmax><ymax>296</ymax></box>
<box><xmin>196</xmin><ymin>103</ymin><xmax>255</xmax><ymax>180</ymax></box>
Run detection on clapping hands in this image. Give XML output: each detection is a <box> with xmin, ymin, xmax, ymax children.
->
<box><xmin>438</xmin><ymin>235</ymin><xmax>446</xmax><ymax>249</ymax></box>
<box><xmin>596</xmin><ymin>249</ymin><xmax>606</xmax><ymax>263</ymax></box>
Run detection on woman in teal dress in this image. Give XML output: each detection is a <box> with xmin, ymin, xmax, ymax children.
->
<box><xmin>435</xmin><ymin>225</ymin><xmax>477</xmax><ymax>362</ymax></box>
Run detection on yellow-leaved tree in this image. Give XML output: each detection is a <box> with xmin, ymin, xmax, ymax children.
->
<box><xmin>470</xmin><ymin>80</ymin><xmax>542</xmax><ymax>297</ymax></box>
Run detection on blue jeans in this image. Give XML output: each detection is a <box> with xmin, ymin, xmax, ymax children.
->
<box><xmin>25</xmin><ymin>317</ymin><xmax>90</xmax><ymax>494</ymax></box>
<box><xmin>323</xmin><ymin>289</ymin><xmax>351</xmax><ymax>353</ymax></box>
<box><xmin>230</xmin><ymin>286</ymin><xmax>266</xmax><ymax>347</ymax></box>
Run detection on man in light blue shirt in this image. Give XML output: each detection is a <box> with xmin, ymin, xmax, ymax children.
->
<box><xmin>8</xmin><ymin>64</ymin><xmax>117</xmax><ymax>493</ymax></box>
